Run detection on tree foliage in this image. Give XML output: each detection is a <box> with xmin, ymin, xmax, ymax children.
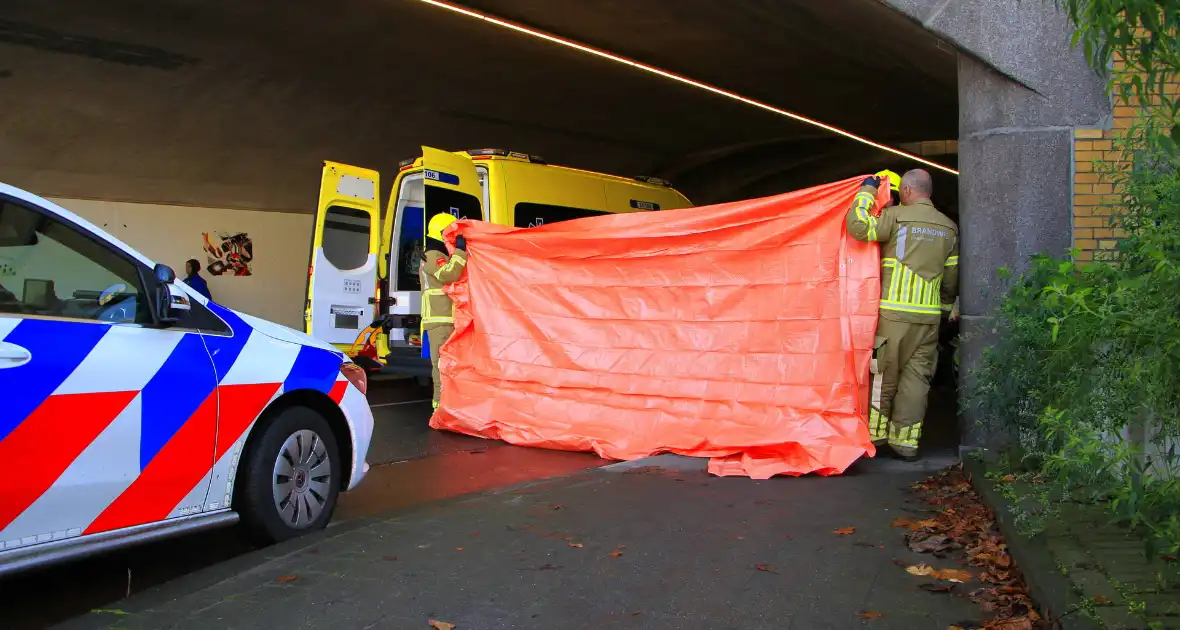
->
<box><xmin>969</xmin><ymin>1</ymin><xmax>1180</xmax><ymax>557</ymax></box>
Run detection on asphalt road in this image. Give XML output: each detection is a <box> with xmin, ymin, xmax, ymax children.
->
<box><xmin>2</xmin><ymin>378</ymin><xmax>605</xmax><ymax>630</ymax></box>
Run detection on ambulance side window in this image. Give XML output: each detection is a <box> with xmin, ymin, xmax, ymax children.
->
<box><xmin>0</xmin><ymin>197</ymin><xmax>151</xmax><ymax>325</ymax></box>
<box><xmin>514</xmin><ymin>202</ymin><xmax>608</xmax><ymax>228</ymax></box>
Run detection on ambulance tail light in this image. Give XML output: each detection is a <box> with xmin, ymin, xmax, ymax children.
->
<box><xmin>340</xmin><ymin>362</ymin><xmax>368</xmax><ymax>396</ymax></box>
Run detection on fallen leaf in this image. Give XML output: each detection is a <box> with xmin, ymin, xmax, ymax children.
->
<box><xmin>856</xmin><ymin>610</ymin><xmax>884</xmax><ymax>620</ymax></box>
<box><xmin>629</xmin><ymin>612</ymin><xmax>642</xmax><ymax>616</ymax></box>
<box><xmin>892</xmin><ymin>516</ymin><xmax>939</xmax><ymax>531</ymax></box>
<box><xmin>428</xmin><ymin>621</ymin><xmax>456</xmax><ymax>630</ymax></box>
<box><xmin>1162</xmin><ymin>554</ymin><xmax>1178</xmax><ymax>562</ymax></box>
<box><xmin>608</xmin><ymin>551</ymin><xmax>624</xmax><ymax>558</ymax></box>
<box><xmin>455</xmin><ymin>547</ymin><xmax>465</xmax><ymax>552</ymax></box>
<box><xmin>470</xmin><ymin>531</ymin><xmax>481</xmax><ymax>536</ymax></box>
<box><xmin>970</xmin><ymin>552</ymin><xmax>1011</xmax><ymax>567</ymax></box>
<box><xmin>982</xmin><ymin>617</ymin><xmax>1032</xmax><ymax>630</ymax></box>
<box><xmin>755</xmin><ymin>564</ymin><xmax>779</xmax><ymax>574</ymax></box>
<box><xmin>853</xmin><ymin>541</ymin><xmax>880</xmax><ymax>548</ymax></box>
<box><xmin>276</xmin><ymin>575</ymin><xmax>299</xmax><ymax>583</ymax></box>
<box><xmin>550</xmin><ymin>504</ymin><xmax>565</xmax><ymax>511</ymax></box>
<box><xmin>932</xmin><ymin>568</ymin><xmax>973</xmax><ymax>583</ymax></box>
<box><xmin>909</xmin><ymin>534</ymin><xmax>954</xmax><ymax>554</ymax></box>
<box><xmin>948</xmin><ymin>626</ymin><xmax>966</xmax><ymax>630</ymax></box>
<box><xmin>616</xmin><ymin>545</ymin><xmax>627</xmax><ymax>550</ymax></box>
<box><xmin>892</xmin><ymin>558</ymin><xmax>909</xmax><ymax>568</ymax></box>
<box><xmin>832</xmin><ymin>527</ymin><xmax>857</xmax><ymax>535</ymax></box>
<box><xmin>1092</xmin><ymin>595</ymin><xmax>1112</xmax><ymax>605</ymax></box>
<box><xmin>907</xmin><ymin>563</ymin><xmax>935</xmax><ymax>576</ymax></box>
<box><xmin>919</xmin><ymin>582</ymin><xmax>956</xmax><ymax>593</ymax></box>
<box><xmin>382</xmin><ymin>556</ymin><xmax>399</xmax><ymax>562</ymax></box>
<box><xmin>568</xmin><ymin>542</ymin><xmax>584</xmax><ymax>548</ymax></box>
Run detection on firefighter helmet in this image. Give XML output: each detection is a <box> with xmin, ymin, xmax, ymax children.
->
<box><xmin>875</xmin><ymin>170</ymin><xmax>901</xmax><ymax>192</ymax></box>
<box><xmin>427</xmin><ymin>213</ymin><xmax>458</xmax><ymax>240</ymax></box>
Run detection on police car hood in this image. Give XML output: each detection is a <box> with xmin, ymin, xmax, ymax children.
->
<box><xmin>234</xmin><ymin>310</ymin><xmax>346</xmax><ymax>358</ymax></box>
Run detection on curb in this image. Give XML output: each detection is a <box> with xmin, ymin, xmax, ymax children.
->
<box><xmin>962</xmin><ymin>456</ymin><xmax>1101</xmax><ymax>630</ymax></box>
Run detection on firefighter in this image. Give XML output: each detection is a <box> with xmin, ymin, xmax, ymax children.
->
<box><xmin>421</xmin><ymin>213</ymin><xmax>468</xmax><ymax>410</ymax></box>
<box><xmin>847</xmin><ymin>169</ymin><xmax>958</xmax><ymax>461</ymax></box>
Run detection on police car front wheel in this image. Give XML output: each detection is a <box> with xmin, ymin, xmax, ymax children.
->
<box><xmin>238</xmin><ymin>407</ymin><xmax>341</xmax><ymax>543</ymax></box>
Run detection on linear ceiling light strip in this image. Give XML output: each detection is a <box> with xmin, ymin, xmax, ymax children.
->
<box><xmin>416</xmin><ymin>0</ymin><xmax>960</xmax><ymax>176</ymax></box>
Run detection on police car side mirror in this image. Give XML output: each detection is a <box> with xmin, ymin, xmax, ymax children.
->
<box><xmin>149</xmin><ymin>264</ymin><xmax>188</xmax><ymax>327</ymax></box>
<box><xmin>155</xmin><ymin>264</ymin><xmax>176</xmax><ymax>284</ymax></box>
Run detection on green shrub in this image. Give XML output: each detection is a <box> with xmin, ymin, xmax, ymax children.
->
<box><xmin>967</xmin><ymin>0</ymin><xmax>1180</xmax><ymax>556</ymax></box>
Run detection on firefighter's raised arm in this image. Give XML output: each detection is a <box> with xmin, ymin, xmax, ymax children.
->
<box><xmin>846</xmin><ymin>175</ymin><xmax>896</xmax><ymax>243</ymax></box>
<box><xmin>433</xmin><ymin>235</ymin><xmax>467</xmax><ymax>285</ymax></box>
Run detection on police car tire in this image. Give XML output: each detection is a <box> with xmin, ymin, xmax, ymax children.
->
<box><xmin>237</xmin><ymin>406</ymin><xmax>341</xmax><ymax>544</ymax></box>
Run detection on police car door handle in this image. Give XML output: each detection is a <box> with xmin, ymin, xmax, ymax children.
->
<box><xmin>0</xmin><ymin>342</ymin><xmax>31</xmax><ymax>367</ymax></box>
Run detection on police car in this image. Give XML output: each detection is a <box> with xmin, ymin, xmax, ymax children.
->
<box><xmin>0</xmin><ymin>183</ymin><xmax>374</xmax><ymax>576</ymax></box>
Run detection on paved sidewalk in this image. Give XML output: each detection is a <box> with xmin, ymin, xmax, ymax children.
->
<box><xmin>66</xmin><ymin>453</ymin><xmax>979</xmax><ymax>630</ymax></box>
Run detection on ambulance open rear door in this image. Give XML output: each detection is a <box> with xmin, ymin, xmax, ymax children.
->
<box><xmin>306</xmin><ymin>162</ymin><xmax>381</xmax><ymax>350</ymax></box>
<box><xmin>418</xmin><ymin>147</ymin><xmax>485</xmax><ymax>357</ymax></box>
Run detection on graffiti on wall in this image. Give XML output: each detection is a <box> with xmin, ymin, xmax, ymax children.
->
<box><xmin>202</xmin><ymin>231</ymin><xmax>254</xmax><ymax>277</ymax></box>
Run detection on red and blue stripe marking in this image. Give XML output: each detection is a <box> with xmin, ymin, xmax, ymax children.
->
<box><xmin>1</xmin><ymin>303</ymin><xmax>351</xmax><ymax>537</ymax></box>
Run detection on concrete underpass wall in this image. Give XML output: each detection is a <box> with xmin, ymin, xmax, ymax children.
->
<box><xmin>51</xmin><ymin>198</ymin><xmax>311</xmax><ymax>329</ymax></box>
<box><xmin>883</xmin><ymin>0</ymin><xmax>1111</xmax><ymax>447</ymax></box>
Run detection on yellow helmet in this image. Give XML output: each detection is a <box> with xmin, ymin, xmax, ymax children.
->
<box><xmin>875</xmin><ymin>169</ymin><xmax>901</xmax><ymax>192</ymax></box>
<box><xmin>427</xmin><ymin>213</ymin><xmax>458</xmax><ymax>241</ymax></box>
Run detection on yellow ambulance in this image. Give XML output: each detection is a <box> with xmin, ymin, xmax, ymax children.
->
<box><xmin>305</xmin><ymin>146</ymin><xmax>693</xmax><ymax>376</ymax></box>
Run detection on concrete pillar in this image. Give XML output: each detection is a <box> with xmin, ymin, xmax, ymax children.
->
<box><xmin>882</xmin><ymin>0</ymin><xmax>1110</xmax><ymax>446</ymax></box>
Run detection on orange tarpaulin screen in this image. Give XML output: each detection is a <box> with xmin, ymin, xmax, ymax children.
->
<box><xmin>429</xmin><ymin>176</ymin><xmax>888</xmax><ymax>478</ymax></box>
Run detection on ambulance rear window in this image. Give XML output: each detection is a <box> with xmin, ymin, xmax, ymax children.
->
<box><xmin>322</xmin><ymin>206</ymin><xmax>370</xmax><ymax>271</ymax></box>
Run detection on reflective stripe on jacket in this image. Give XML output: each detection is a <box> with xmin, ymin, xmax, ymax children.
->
<box><xmin>846</xmin><ymin>186</ymin><xmax>959</xmax><ymax>324</ymax></box>
<box><xmin>420</xmin><ymin>247</ymin><xmax>468</xmax><ymax>330</ymax></box>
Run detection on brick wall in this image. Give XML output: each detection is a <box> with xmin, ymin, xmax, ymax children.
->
<box><xmin>1071</xmin><ymin>54</ymin><xmax>1180</xmax><ymax>261</ymax></box>
<box><xmin>1072</xmin><ymin>128</ymin><xmax>1120</xmax><ymax>262</ymax></box>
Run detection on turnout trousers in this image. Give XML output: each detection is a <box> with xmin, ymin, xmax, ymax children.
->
<box><xmin>868</xmin><ymin>317</ymin><xmax>939</xmax><ymax>457</ymax></box>
<box><xmin>426</xmin><ymin>324</ymin><xmax>454</xmax><ymax>410</ymax></box>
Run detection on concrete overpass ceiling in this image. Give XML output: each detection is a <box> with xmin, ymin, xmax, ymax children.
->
<box><xmin>1</xmin><ymin>0</ymin><xmax>958</xmax><ymax>210</ymax></box>
<box><xmin>453</xmin><ymin>0</ymin><xmax>958</xmax><ymax>142</ymax></box>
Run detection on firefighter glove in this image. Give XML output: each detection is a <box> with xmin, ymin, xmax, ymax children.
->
<box><xmin>455</xmin><ymin>234</ymin><xmax>467</xmax><ymax>251</ymax></box>
<box><xmin>861</xmin><ymin>176</ymin><xmax>881</xmax><ymax>189</ymax></box>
